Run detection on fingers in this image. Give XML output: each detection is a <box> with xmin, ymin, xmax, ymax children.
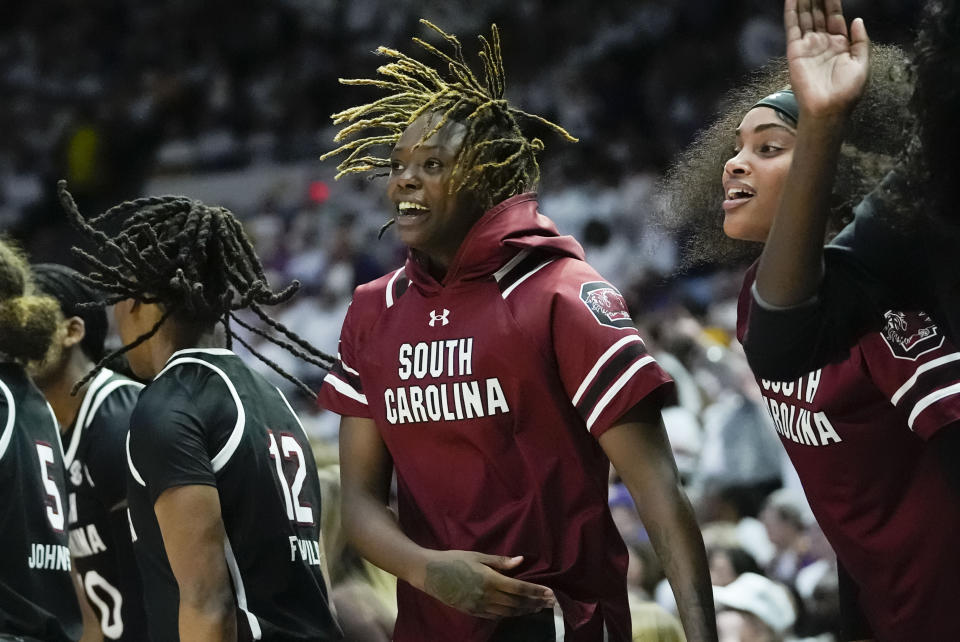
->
<box><xmin>849</xmin><ymin>17</ymin><xmax>870</xmax><ymax>59</ymax></box>
<box><xmin>487</xmin><ymin>588</ymin><xmax>553</xmax><ymax>613</ymax></box>
<box><xmin>784</xmin><ymin>0</ymin><xmax>802</xmax><ymax>42</ymax></box>
<box><xmin>797</xmin><ymin>0</ymin><xmax>814</xmax><ymax>35</ymax></box>
<box><xmin>492</xmin><ymin>574</ymin><xmax>555</xmax><ymax>604</ymax></box>
<box><xmin>812</xmin><ymin>0</ymin><xmax>827</xmax><ymax>32</ymax></box>
<box><xmin>825</xmin><ymin>0</ymin><xmax>849</xmax><ymax>37</ymax></box>
<box><xmin>480</xmin><ymin>554</ymin><xmax>524</xmax><ymax>571</ymax></box>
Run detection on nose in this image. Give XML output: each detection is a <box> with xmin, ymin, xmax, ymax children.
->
<box><xmin>724</xmin><ymin>150</ymin><xmax>750</xmax><ymax>176</ymax></box>
<box><xmin>395</xmin><ymin>164</ymin><xmax>422</xmax><ymax>191</ymax></box>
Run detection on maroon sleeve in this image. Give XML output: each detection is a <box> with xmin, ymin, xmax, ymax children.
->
<box><xmin>550</xmin><ymin>264</ymin><xmax>673</xmax><ymax>439</ymax></box>
<box><xmin>859</xmin><ymin>310</ymin><xmax>960</xmax><ymax>440</ymax></box>
<box><xmin>317</xmin><ymin>300</ymin><xmax>373</xmax><ymax>419</ymax></box>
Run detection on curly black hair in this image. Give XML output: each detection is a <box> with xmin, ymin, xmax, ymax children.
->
<box><xmin>877</xmin><ymin>0</ymin><xmax>960</xmax><ymax>227</ymax></box>
<box><xmin>657</xmin><ymin>45</ymin><xmax>912</xmax><ymax>268</ymax></box>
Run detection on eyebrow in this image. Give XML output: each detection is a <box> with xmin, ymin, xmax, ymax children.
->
<box><xmin>390</xmin><ymin>143</ymin><xmax>444</xmax><ymax>155</ymax></box>
<box><xmin>735</xmin><ymin>122</ymin><xmax>796</xmax><ymax>137</ymax></box>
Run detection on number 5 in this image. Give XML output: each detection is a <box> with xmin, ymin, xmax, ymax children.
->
<box><xmin>36</xmin><ymin>442</ymin><xmax>64</xmax><ymax>532</ymax></box>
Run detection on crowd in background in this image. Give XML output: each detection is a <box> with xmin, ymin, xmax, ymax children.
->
<box><xmin>0</xmin><ymin>1</ymin><xmax>930</xmax><ymax>640</ymax></box>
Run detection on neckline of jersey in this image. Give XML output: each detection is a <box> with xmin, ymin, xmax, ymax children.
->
<box><xmin>167</xmin><ymin>347</ymin><xmax>236</xmax><ymax>362</ymax></box>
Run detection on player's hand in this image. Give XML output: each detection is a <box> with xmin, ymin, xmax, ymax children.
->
<box><xmin>784</xmin><ymin>0</ymin><xmax>870</xmax><ymax>119</ymax></box>
<box><xmin>421</xmin><ymin>550</ymin><xmax>555</xmax><ymax>619</ymax></box>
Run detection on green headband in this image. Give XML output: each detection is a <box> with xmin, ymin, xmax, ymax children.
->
<box><xmin>752</xmin><ymin>89</ymin><xmax>799</xmax><ymax>125</ymax></box>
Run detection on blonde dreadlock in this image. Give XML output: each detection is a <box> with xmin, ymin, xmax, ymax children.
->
<box><xmin>321</xmin><ymin>20</ymin><xmax>577</xmax><ymax>214</ymax></box>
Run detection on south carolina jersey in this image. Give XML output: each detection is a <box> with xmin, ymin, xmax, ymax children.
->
<box><xmin>737</xmin><ymin>264</ymin><xmax>960</xmax><ymax>641</ymax></box>
<box><xmin>62</xmin><ymin>368</ymin><xmax>147</xmax><ymax>640</ymax></box>
<box><xmin>319</xmin><ymin>194</ymin><xmax>673</xmax><ymax>642</ymax></box>
<box><xmin>0</xmin><ymin>362</ymin><xmax>81</xmax><ymax>641</ymax></box>
<box><xmin>126</xmin><ymin>348</ymin><xmax>341</xmax><ymax>642</ymax></box>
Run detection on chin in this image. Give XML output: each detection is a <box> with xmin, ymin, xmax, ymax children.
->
<box><xmin>722</xmin><ymin>220</ymin><xmax>767</xmax><ymax>243</ymax></box>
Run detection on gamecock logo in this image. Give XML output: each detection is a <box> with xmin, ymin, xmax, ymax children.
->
<box><xmin>881</xmin><ymin>310</ymin><xmax>943</xmax><ymax>360</ymax></box>
<box><xmin>579</xmin><ymin>281</ymin><xmax>634</xmax><ymax>329</ymax></box>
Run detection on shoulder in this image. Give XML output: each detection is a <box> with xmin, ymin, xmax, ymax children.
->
<box><xmin>85</xmin><ymin>373</ymin><xmax>143</xmax><ymax>428</ymax></box>
<box><xmin>355</xmin><ymin>266</ymin><xmax>408</xmax><ymax>311</ymax></box>
<box><xmin>515</xmin><ymin>255</ymin><xmax>636</xmax><ymax>327</ymax></box>
<box><xmin>497</xmin><ymin>252</ymin><xmax>605</xmax><ymax>301</ymax></box>
<box><xmin>134</xmin><ymin>359</ymin><xmax>228</xmax><ymax>427</ymax></box>
<box><xmin>0</xmin><ymin>366</ymin><xmax>57</xmax><ymax>459</ymax></box>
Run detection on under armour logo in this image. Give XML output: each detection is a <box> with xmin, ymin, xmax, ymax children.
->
<box><xmin>429</xmin><ymin>309</ymin><xmax>450</xmax><ymax>327</ymax></box>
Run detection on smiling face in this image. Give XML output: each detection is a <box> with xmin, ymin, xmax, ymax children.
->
<box><xmin>387</xmin><ymin>113</ymin><xmax>483</xmax><ymax>269</ymax></box>
<box><xmin>721</xmin><ymin>107</ymin><xmax>796</xmax><ymax>243</ymax></box>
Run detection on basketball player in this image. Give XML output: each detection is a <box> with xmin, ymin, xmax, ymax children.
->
<box><xmin>744</xmin><ymin>0</ymin><xmax>960</xmax><ymax>380</ymax></box>
<box><xmin>28</xmin><ymin>263</ymin><xmax>147</xmax><ymax>641</ymax></box>
<box><xmin>660</xmin><ymin>50</ymin><xmax>960</xmax><ymax>638</ymax></box>
<box><xmin>57</xmin><ymin>186</ymin><xmax>343</xmax><ymax>641</ymax></box>
<box><xmin>0</xmin><ymin>241</ymin><xmax>82</xmax><ymax>641</ymax></box>
<box><xmin>319</xmin><ymin>21</ymin><xmax>717</xmax><ymax>642</ymax></box>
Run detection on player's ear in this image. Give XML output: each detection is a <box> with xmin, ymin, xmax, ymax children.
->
<box><xmin>62</xmin><ymin>316</ymin><xmax>86</xmax><ymax>349</ymax></box>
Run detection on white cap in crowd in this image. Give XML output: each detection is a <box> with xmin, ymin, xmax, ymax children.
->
<box><xmin>713</xmin><ymin>572</ymin><xmax>796</xmax><ymax>634</ymax></box>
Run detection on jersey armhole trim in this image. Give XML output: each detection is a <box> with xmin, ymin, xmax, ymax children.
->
<box><xmin>225</xmin><ymin>535</ymin><xmax>262</xmax><ymax>639</ymax></box>
<box><xmin>127</xmin><ymin>431</ymin><xmax>146</xmax><ymax>487</ymax></box>
<box><xmin>0</xmin><ymin>379</ymin><xmax>15</xmax><ymax>461</ymax></box>
<box><xmin>85</xmin><ymin>379</ymin><xmax>145</xmax><ymax>430</ymax></box>
<box><xmin>275</xmin><ymin>387</ymin><xmax>306</xmax><ymax>431</ymax></box>
<box><xmin>64</xmin><ymin>367</ymin><xmax>115</xmax><ymax>466</ymax></box>
<box><xmin>156</xmin><ymin>357</ymin><xmax>245</xmax><ymax>473</ymax></box>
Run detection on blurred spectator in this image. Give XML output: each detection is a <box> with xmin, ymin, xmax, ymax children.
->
<box><xmin>714</xmin><ymin>573</ymin><xmax>796</xmax><ymax>642</ymax></box>
<box><xmin>760</xmin><ymin>490</ymin><xmax>815</xmax><ymax>587</ymax></box>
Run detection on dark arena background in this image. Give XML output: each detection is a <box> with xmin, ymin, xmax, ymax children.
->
<box><xmin>0</xmin><ymin>1</ymin><xmax>933</xmax><ymax>640</ymax></box>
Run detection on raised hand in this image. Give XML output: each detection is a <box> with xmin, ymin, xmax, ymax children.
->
<box><xmin>784</xmin><ymin>0</ymin><xmax>870</xmax><ymax>118</ymax></box>
<box><xmin>422</xmin><ymin>550</ymin><xmax>555</xmax><ymax>620</ymax></box>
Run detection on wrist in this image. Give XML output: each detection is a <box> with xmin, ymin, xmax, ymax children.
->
<box><xmin>404</xmin><ymin>546</ymin><xmax>441</xmax><ymax>592</ymax></box>
<box><xmin>796</xmin><ymin>110</ymin><xmax>850</xmax><ymax>135</ymax></box>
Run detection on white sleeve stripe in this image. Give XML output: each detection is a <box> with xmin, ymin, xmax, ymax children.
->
<box><xmin>908</xmin><ymin>382</ymin><xmax>960</xmax><ymax>430</ymax></box>
<box><xmin>572</xmin><ymin>335</ymin><xmax>644</xmax><ymax>405</ymax></box>
<box><xmin>334</xmin><ymin>353</ymin><xmax>360</xmax><ymax>376</ymax></box>
<box><xmin>324</xmin><ymin>372</ymin><xmax>369</xmax><ymax>405</ymax></box>
<box><xmin>493</xmin><ymin>249</ymin><xmax>532</xmax><ymax>281</ymax></box>
<box><xmin>224</xmin><ymin>536</ymin><xmax>262</xmax><ymax>639</ymax></box>
<box><xmin>586</xmin><ymin>356</ymin><xmax>657</xmax><ymax>431</ymax></box>
<box><xmin>157</xmin><ymin>357</ymin><xmax>245</xmax><ymax>473</ymax></box>
<box><xmin>84</xmin><ymin>380</ymin><xmax>144</xmax><ymax>430</ymax></box>
<box><xmin>501</xmin><ymin>259</ymin><xmax>556</xmax><ymax>299</ymax></box>
<box><xmin>46</xmin><ymin>402</ymin><xmax>65</xmax><ymax>458</ymax></box>
<box><xmin>385</xmin><ymin>268</ymin><xmax>404</xmax><ymax>308</ymax></box>
<box><xmin>891</xmin><ymin>353</ymin><xmax>960</xmax><ymax>405</ymax></box>
<box><xmin>65</xmin><ymin>367</ymin><xmax>115</xmax><ymax>466</ymax></box>
<box><xmin>126</xmin><ymin>432</ymin><xmax>146</xmax><ymax>487</ymax></box>
<box><xmin>0</xmin><ymin>379</ymin><xmax>15</xmax><ymax>461</ymax></box>
<box><xmin>275</xmin><ymin>387</ymin><xmax>306</xmax><ymax>431</ymax></box>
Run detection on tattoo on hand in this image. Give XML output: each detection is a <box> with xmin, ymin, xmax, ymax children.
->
<box><xmin>425</xmin><ymin>559</ymin><xmax>484</xmax><ymax>610</ymax></box>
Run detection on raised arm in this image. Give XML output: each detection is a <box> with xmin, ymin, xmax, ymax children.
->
<box><xmin>338</xmin><ymin>415</ymin><xmax>554</xmax><ymax>620</ymax></box>
<box><xmin>155</xmin><ymin>484</ymin><xmax>237</xmax><ymax>642</ymax></box>
<box><xmin>600</xmin><ymin>401</ymin><xmax>718</xmax><ymax>642</ymax></box>
<box><xmin>754</xmin><ymin>0</ymin><xmax>870</xmax><ymax>306</ymax></box>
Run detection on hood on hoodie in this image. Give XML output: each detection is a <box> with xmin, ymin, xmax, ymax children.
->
<box><xmin>404</xmin><ymin>193</ymin><xmax>585</xmax><ymax>293</ymax></box>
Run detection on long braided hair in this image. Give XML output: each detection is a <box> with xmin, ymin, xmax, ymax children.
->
<box><xmin>321</xmin><ymin>19</ymin><xmax>577</xmax><ymax>225</ymax></box>
<box><xmin>58</xmin><ymin>181</ymin><xmax>334</xmax><ymax>395</ymax></box>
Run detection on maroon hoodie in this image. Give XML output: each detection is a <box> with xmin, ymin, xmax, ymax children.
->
<box><xmin>320</xmin><ymin>194</ymin><xmax>672</xmax><ymax>641</ymax></box>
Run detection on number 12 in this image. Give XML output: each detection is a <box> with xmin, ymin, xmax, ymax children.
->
<box><xmin>266</xmin><ymin>431</ymin><xmax>313</xmax><ymax>525</ymax></box>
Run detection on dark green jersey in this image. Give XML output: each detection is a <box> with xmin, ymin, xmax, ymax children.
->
<box><xmin>0</xmin><ymin>362</ymin><xmax>81</xmax><ymax>641</ymax></box>
<box><xmin>126</xmin><ymin>349</ymin><xmax>341</xmax><ymax>642</ymax></box>
<box><xmin>62</xmin><ymin>368</ymin><xmax>147</xmax><ymax>641</ymax></box>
